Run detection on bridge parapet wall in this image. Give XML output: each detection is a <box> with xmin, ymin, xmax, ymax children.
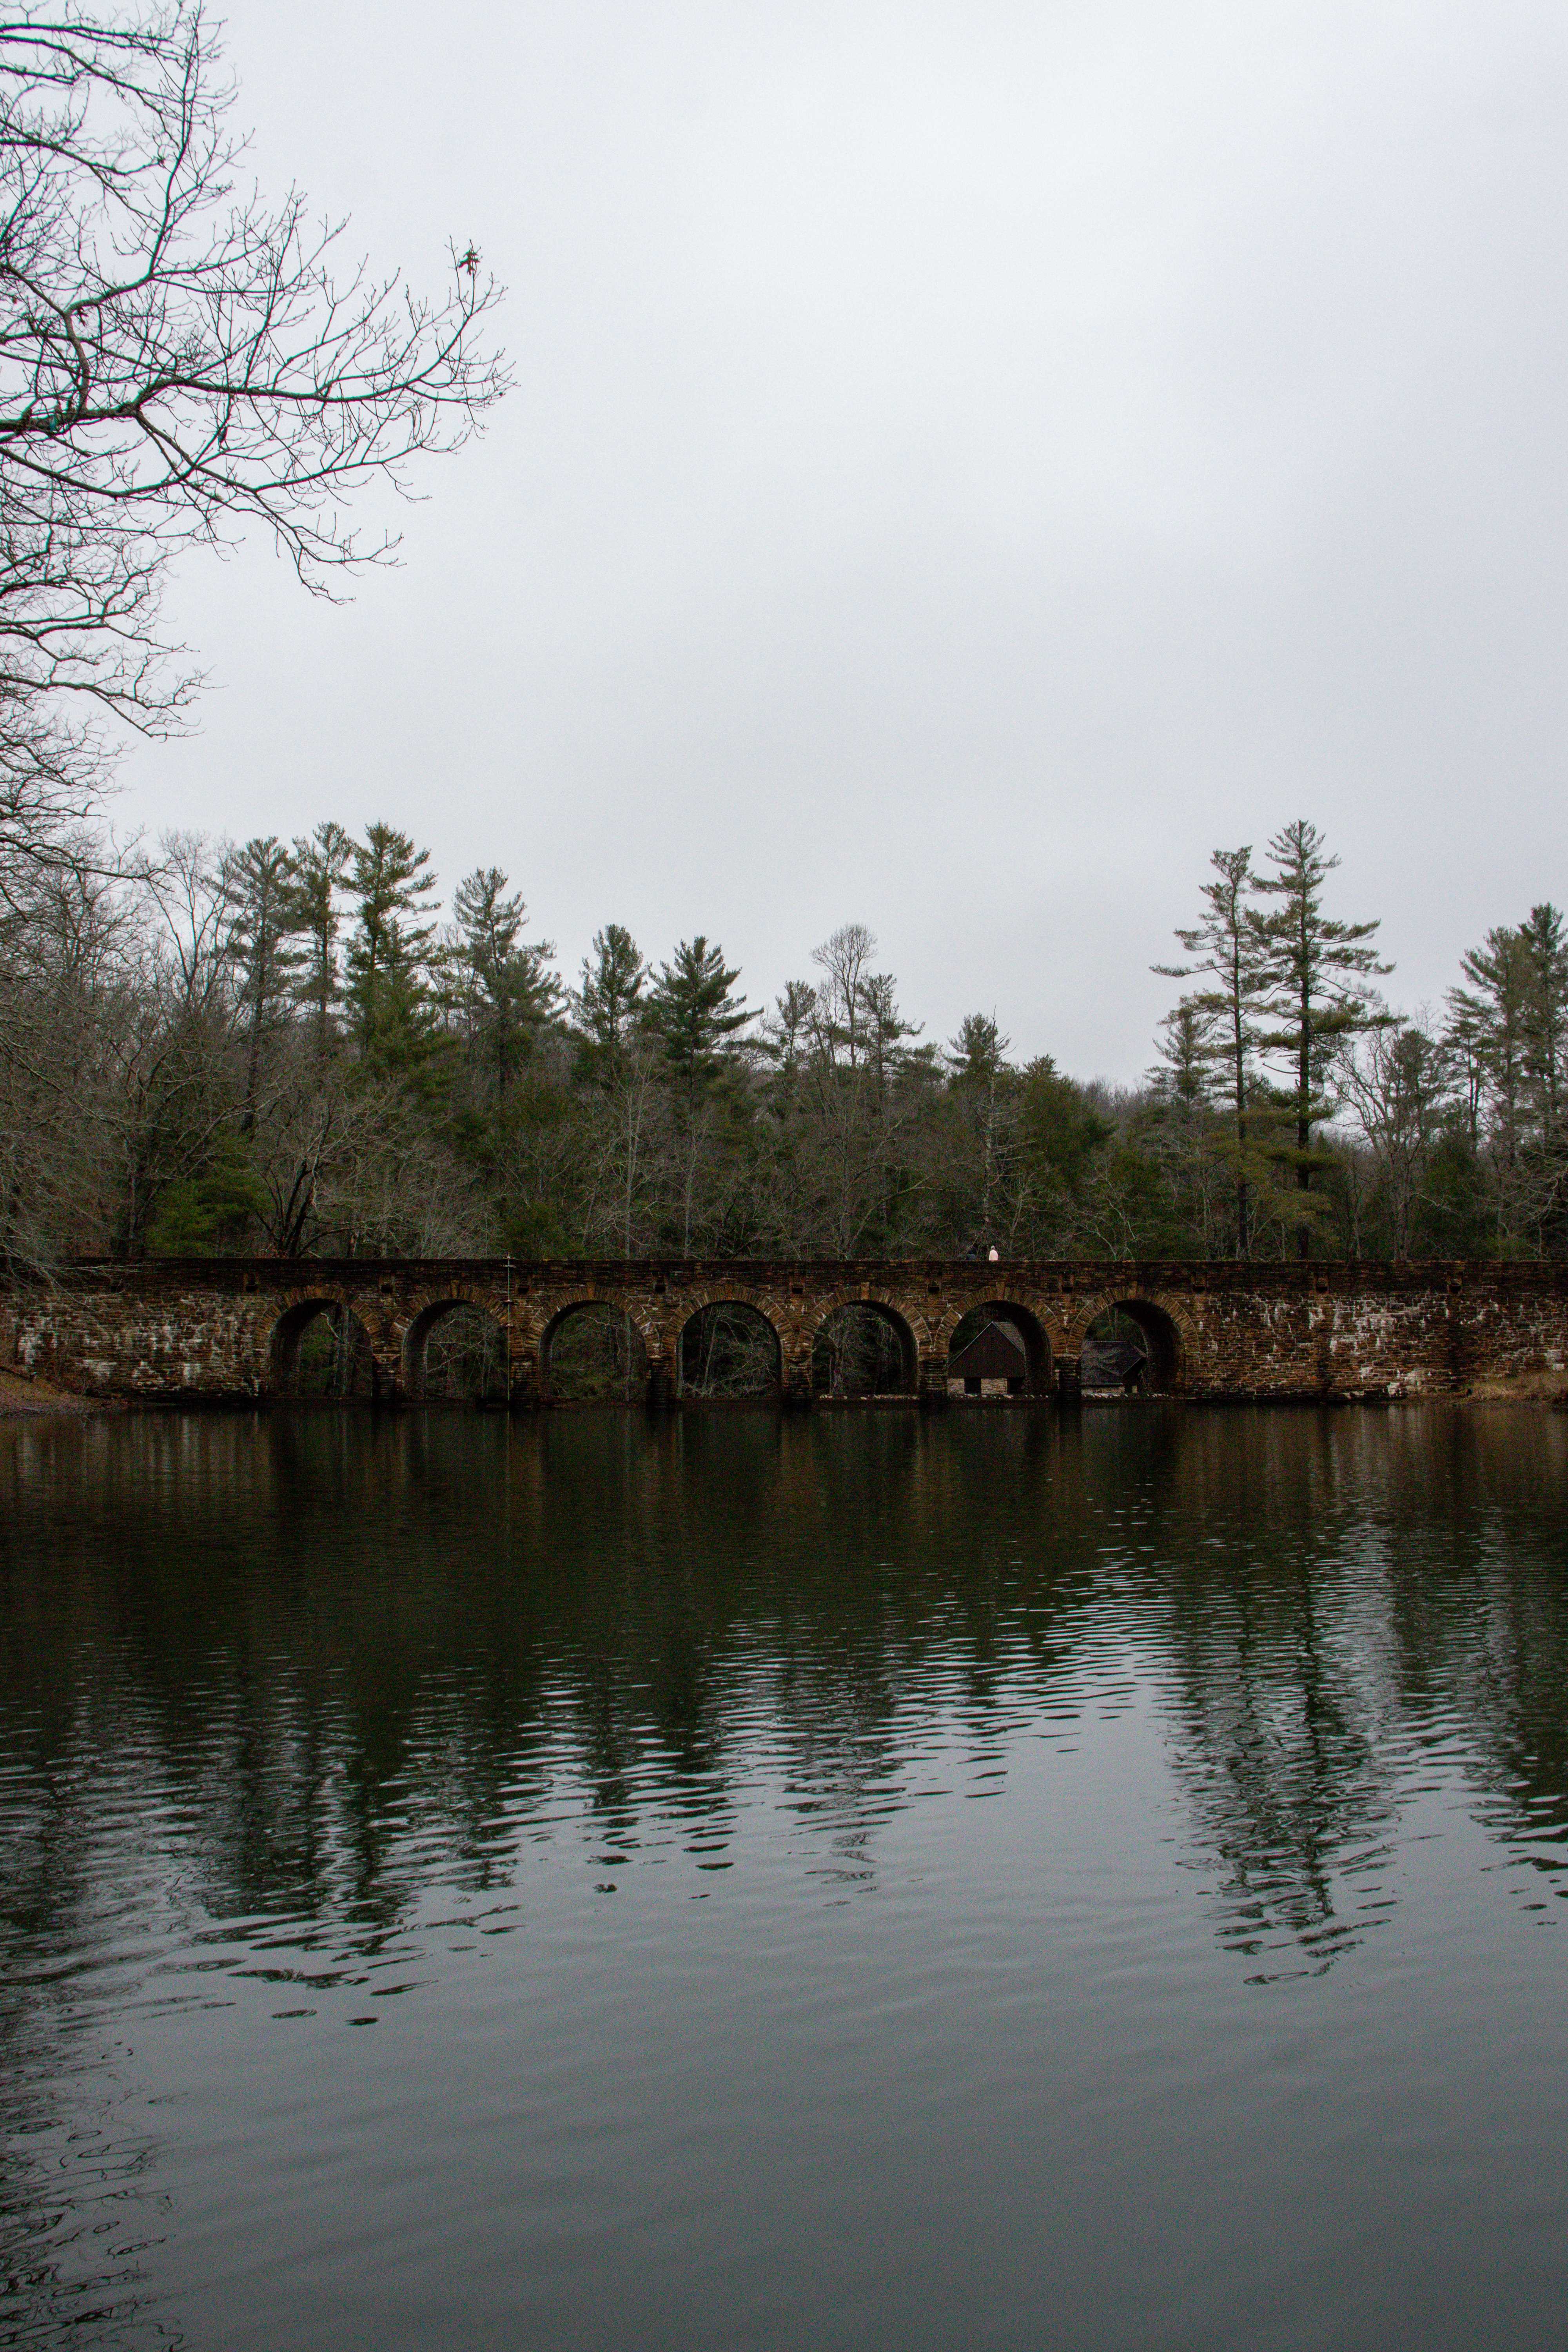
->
<box><xmin>2</xmin><ymin>1259</ymin><xmax>1566</xmax><ymax>1405</ymax></box>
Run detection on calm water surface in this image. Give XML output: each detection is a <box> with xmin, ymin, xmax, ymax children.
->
<box><xmin>3</xmin><ymin>1405</ymin><xmax>1568</xmax><ymax>2350</ymax></box>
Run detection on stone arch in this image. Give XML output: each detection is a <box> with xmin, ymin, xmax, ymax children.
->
<box><xmin>402</xmin><ymin>1296</ymin><xmax>510</xmax><ymax>1401</ymax></box>
<box><xmin>942</xmin><ymin>1298</ymin><xmax>1054</xmax><ymax>1396</ymax></box>
<box><xmin>269</xmin><ymin>1297</ymin><xmax>377</xmax><ymax>1399</ymax></box>
<box><xmin>540</xmin><ymin>1296</ymin><xmax>650</xmax><ymax>1402</ymax></box>
<box><xmin>1071</xmin><ymin>1293</ymin><xmax>1187</xmax><ymax>1394</ymax></box>
<box><xmin>809</xmin><ymin>1294</ymin><xmax>919</xmax><ymax>1397</ymax></box>
<box><xmin>676</xmin><ymin>1297</ymin><xmax>783</xmax><ymax>1397</ymax></box>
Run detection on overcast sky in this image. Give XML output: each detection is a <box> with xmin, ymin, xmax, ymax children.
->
<box><xmin>119</xmin><ymin>0</ymin><xmax>1568</xmax><ymax>1082</ymax></box>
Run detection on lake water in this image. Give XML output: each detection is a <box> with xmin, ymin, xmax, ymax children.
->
<box><xmin>3</xmin><ymin>1404</ymin><xmax>1568</xmax><ymax>2351</ymax></box>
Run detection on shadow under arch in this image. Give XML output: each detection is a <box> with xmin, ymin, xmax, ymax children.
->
<box><xmin>270</xmin><ymin>1298</ymin><xmax>378</xmax><ymax>1399</ymax></box>
<box><xmin>811</xmin><ymin>1299</ymin><xmax>918</xmax><ymax>1397</ymax></box>
<box><xmin>1083</xmin><ymin>1297</ymin><xmax>1183</xmax><ymax>1394</ymax></box>
<box><xmin>677</xmin><ymin>1300</ymin><xmax>783</xmax><ymax>1399</ymax></box>
<box><xmin>403</xmin><ymin>1298</ymin><xmax>510</xmax><ymax>1401</ymax></box>
<box><xmin>945</xmin><ymin>1299</ymin><xmax>1054</xmax><ymax>1396</ymax></box>
<box><xmin>541</xmin><ymin>1299</ymin><xmax>649</xmax><ymax>1403</ymax></box>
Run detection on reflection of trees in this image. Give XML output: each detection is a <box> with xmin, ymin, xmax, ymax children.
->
<box><xmin>1160</xmin><ymin>1569</ymin><xmax>1395</xmax><ymax>1976</ymax></box>
<box><xmin>0</xmin><ymin>1410</ymin><xmax>1096</xmax><ymax>1961</ymax></box>
<box><xmin>1126</xmin><ymin>1408</ymin><xmax>1568</xmax><ymax>1972</ymax></box>
<box><xmin>8</xmin><ymin>1400</ymin><xmax>1568</xmax><ymax>2334</ymax></box>
<box><xmin>4</xmin><ymin>1401</ymin><xmax>1568</xmax><ymax>2078</ymax></box>
<box><xmin>0</xmin><ymin>1475</ymin><xmax>175</xmax><ymax>2343</ymax></box>
<box><xmin>1132</xmin><ymin>1412</ymin><xmax>1398</xmax><ymax>1975</ymax></box>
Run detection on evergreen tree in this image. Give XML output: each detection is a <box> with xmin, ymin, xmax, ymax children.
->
<box><xmin>1149</xmin><ymin>1001</ymin><xmax>1215</xmax><ymax>1107</ymax></box>
<box><xmin>647</xmin><ymin>936</ymin><xmax>751</xmax><ymax>1107</ymax></box>
<box><xmin>944</xmin><ymin>1014</ymin><xmax>1015</xmax><ymax>1247</ymax></box>
<box><xmin>286</xmin><ymin>821</ymin><xmax>352</xmax><ymax>1054</ymax></box>
<box><xmin>646</xmin><ymin>936</ymin><xmax>751</xmax><ymax>1253</ymax></box>
<box><xmin>1154</xmin><ymin>846</ymin><xmax>1269</xmax><ymax>1254</ymax></box>
<box><xmin>1450</xmin><ymin>924</ymin><xmax>1528</xmax><ymax>1167</ymax></box>
<box><xmin>573</xmin><ymin>924</ymin><xmax>647</xmax><ymax>1075</ymax></box>
<box><xmin>761</xmin><ymin>979</ymin><xmax>818</xmax><ymax>1089</ymax></box>
<box><xmin>222</xmin><ymin>837</ymin><xmax>302</xmax><ymax>1131</ymax></box>
<box><xmin>947</xmin><ymin>1013</ymin><xmax>1010</xmax><ymax>1085</ymax></box>
<box><xmin>1451</xmin><ymin>907</ymin><xmax>1568</xmax><ymax>1251</ymax></box>
<box><xmin>861</xmin><ymin>971</ymin><xmax>926</xmax><ymax>1093</ymax></box>
<box><xmin>344</xmin><ymin>824</ymin><xmax>439</xmax><ymax>1062</ymax></box>
<box><xmin>1520</xmin><ymin>902</ymin><xmax>1568</xmax><ymax>1134</ymax></box>
<box><xmin>1251</xmin><ymin>819</ymin><xmax>1391</xmax><ymax>1258</ymax></box>
<box><xmin>448</xmin><ymin>867</ymin><xmax>558</xmax><ymax>1095</ymax></box>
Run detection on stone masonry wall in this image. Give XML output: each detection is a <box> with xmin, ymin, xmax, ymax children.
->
<box><xmin>3</xmin><ymin>1258</ymin><xmax>1567</xmax><ymax>1405</ymax></box>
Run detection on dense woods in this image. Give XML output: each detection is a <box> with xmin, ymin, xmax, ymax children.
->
<box><xmin>2</xmin><ymin>811</ymin><xmax>1563</xmax><ymax>1270</ymax></box>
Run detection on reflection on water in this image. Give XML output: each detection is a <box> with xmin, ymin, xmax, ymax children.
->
<box><xmin>2</xmin><ymin>1406</ymin><xmax>1567</xmax><ymax>2351</ymax></box>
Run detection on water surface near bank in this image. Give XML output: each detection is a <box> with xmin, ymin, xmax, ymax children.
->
<box><xmin>3</xmin><ymin>1406</ymin><xmax>1566</xmax><ymax>2351</ymax></box>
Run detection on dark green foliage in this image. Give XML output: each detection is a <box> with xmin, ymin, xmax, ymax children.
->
<box><xmin>446</xmin><ymin>867</ymin><xmax>558</xmax><ymax>1096</ymax></box>
<box><xmin>1252</xmin><ymin>819</ymin><xmax>1392</xmax><ymax>1256</ymax></box>
<box><xmin>145</xmin><ymin>1140</ymin><xmax>269</xmax><ymax>1256</ymax></box>
<box><xmin>574</xmin><ymin>925</ymin><xmax>647</xmax><ymax>1076</ymax></box>
<box><xmin>345</xmin><ymin>824</ymin><xmax>440</xmax><ymax>1065</ymax></box>
<box><xmin>6</xmin><ymin>802</ymin><xmax>1564</xmax><ymax>1267</ymax></box>
<box><xmin>646</xmin><ymin>937</ymin><xmax>750</xmax><ymax>1102</ymax></box>
<box><xmin>287</xmin><ymin>822</ymin><xmax>353</xmax><ymax>1052</ymax></box>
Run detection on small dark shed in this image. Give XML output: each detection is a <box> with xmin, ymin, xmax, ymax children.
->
<box><xmin>947</xmin><ymin>1319</ymin><xmax>1028</xmax><ymax>1394</ymax></box>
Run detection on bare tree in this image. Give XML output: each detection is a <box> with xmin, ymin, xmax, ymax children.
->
<box><xmin>1337</xmin><ymin>1018</ymin><xmax>1455</xmax><ymax>1258</ymax></box>
<box><xmin>0</xmin><ymin>3</ymin><xmax>506</xmax><ymax>877</ymax></box>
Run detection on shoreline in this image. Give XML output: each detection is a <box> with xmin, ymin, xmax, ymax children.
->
<box><xmin>2</xmin><ymin>1379</ymin><xmax>1563</xmax><ymax>1419</ymax></box>
<box><xmin>0</xmin><ymin>1369</ymin><xmax>109</xmax><ymax>1419</ymax></box>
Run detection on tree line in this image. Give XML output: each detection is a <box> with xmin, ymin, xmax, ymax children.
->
<box><xmin>2</xmin><ymin>809</ymin><xmax>1563</xmax><ymax>1270</ymax></box>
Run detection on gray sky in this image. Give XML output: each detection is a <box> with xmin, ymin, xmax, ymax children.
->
<box><xmin>120</xmin><ymin>0</ymin><xmax>1568</xmax><ymax>1082</ymax></box>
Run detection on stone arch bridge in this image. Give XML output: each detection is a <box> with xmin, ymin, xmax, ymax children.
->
<box><xmin>5</xmin><ymin>1257</ymin><xmax>1568</xmax><ymax>1405</ymax></box>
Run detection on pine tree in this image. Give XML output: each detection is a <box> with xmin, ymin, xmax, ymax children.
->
<box><xmin>647</xmin><ymin>936</ymin><xmax>751</xmax><ymax>1106</ymax></box>
<box><xmin>344</xmin><ymin>824</ymin><xmax>439</xmax><ymax>1061</ymax></box>
<box><xmin>285</xmin><ymin>821</ymin><xmax>352</xmax><ymax>1054</ymax></box>
<box><xmin>1251</xmin><ymin>820</ymin><xmax>1390</xmax><ymax>1258</ymax></box>
<box><xmin>1154</xmin><ymin>846</ymin><xmax>1269</xmax><ymax>1254</ymax></box>
<box><xmin>222</xmin><ymin>837</ymin><xmax>301</xmax><ymax>1129</ymax></box>
<box><xmin>1451</xmin><ymin>908</ymin><xmax>1568</xmax><ymax>1250</ymax></box>
<box><xmin>646</xmin><ymin>937</ymin><xmax>751</xmax><ymax>1253</ymax></box>
<box><xmin>1449</xmin><ymin>924</ymin><xmax>1531</xmax><ymax>1171</ymax></box>
<box><xmin>1149</xmin><ymin>1001</ymin><xmax>1215</xmax><ymax>1107</ymax></box>
<box><xmin>946</xmin><ymin>1014</ymin><xmax>1010</xmax><ymax>1086</ymax></box>
<box><xmin>573</xmin><ymin>924</ymin><xmax>647</xmax><ymax>1075</ymax></box>
<box><xmin>1520</xmin><ymin>902</ymin><xmax>1568</xmax><ymax>1135</ymax></box>
<box><xmin>448</xmin><ymin>867</ymin><xmax>558</xmax><ymax>1095</ymax></box>
<box><xmin>946</xmin><ymin>1014</ymin><xmax>1014</xmax><ymax>1246</ymax></box>
<box><xmin>761</xmin><ymin>979</ymin><xmax>818</xmax><ymax>1090</ymax></box>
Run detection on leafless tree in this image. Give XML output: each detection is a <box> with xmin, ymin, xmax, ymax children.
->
<box><xmin>1336</xmin><ymin>1017</ymin><xmax>1455</xmax><ymax>1258</ymax></box>
<box><xmin>0</xmin><ymin>3</ymin><xmax>506</xmax><ymax>878</ymax></box>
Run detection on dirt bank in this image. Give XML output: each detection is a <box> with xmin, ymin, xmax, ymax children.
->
<box><xmin>0</xmin><ymin>1368</ymin><xmax>103</xmax><ymax>1418</ymax></box>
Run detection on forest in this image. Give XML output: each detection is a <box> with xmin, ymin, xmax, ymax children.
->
<box><xmin>2</xmin><ymin>809</ymin><xmax>1563</xmax><ymax>1272</ymax></box>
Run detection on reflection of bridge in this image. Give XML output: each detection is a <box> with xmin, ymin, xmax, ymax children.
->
<box><xmin>5</xmin><ymin>1257</ymin><xmax>1568</xmax><ymax>1404</ymax></box>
